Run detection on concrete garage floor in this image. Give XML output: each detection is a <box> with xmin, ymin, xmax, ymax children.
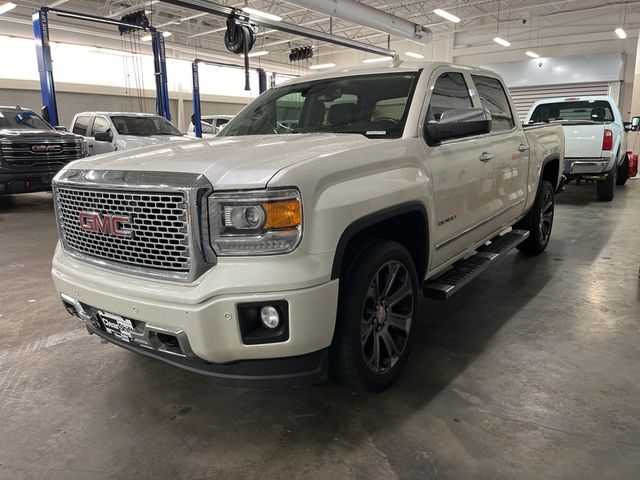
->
<box><xmin>1</xmin><ymin>181</ymin><xmax>639</xmax><ymax>480</ymax></box>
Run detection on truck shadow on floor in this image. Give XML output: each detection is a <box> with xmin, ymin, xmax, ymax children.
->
<box><xmin>556</xmin><ymin>181</ymin><xmax>631</xmax><ymax>206</ymax></box>
<box><xmin>0</xmin><ymin>192</ymin><xmax>53</xmax><ymax>212</ymax></box>
<box><xmin>110</xmin><ymin>252</ymin><xmax>559</xmax><ymax>459</ymax></box>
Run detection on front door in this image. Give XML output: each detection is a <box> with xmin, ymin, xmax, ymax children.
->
<box><xmin>88</xmin><ymin>116</ymin><xmax>116</xmax><ymax>155</ymax></box>
<box><xmin>418</xmin><ymin>69</ymin><xmax>499</xmax><ymax>269</ymax></box>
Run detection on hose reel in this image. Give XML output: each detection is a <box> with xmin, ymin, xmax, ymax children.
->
<box><xmin>225</xmin><ymin>18</ymin><xmax>256</xmax><ymax>91</ymax></box>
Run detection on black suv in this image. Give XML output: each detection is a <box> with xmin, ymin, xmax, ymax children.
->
<box><xmin>0</xmin><ymin>106</ymin><xmax>87</xmax><ymax>194</ymax></box>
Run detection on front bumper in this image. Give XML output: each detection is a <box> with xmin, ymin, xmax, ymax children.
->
<box><xmin>52</xmin><ymin>246</ymin><xmax>339</xmax><ymax>387</ymax></box>
<box><xmin>0</xmin><ymin>170</ymin><xmax>58</xmax><ymax>194</ymax></box>
<box><xmin>564</xmin><ymin>157</ymin><xmax>614</xmax><ymax>176</ymax></box>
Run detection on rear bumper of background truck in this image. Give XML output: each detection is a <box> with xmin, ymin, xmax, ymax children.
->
<box><xmin>564</xmin><ymin>157</ymin><xmax>614</xmax><ymax>177</ymax></box>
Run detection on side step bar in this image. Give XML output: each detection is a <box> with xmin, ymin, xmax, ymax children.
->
<box><xmin>423</xmin><ymin>229</ymin><xmax>530</xmax><ymax>300</ymax></box>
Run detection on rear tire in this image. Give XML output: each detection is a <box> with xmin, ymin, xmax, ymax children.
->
<box><xmin>515</xmin><ymin>180</ymin><xmax>554</xmax><ymax>255</ymax></box>
<box><xmin>330</xmin><ymin>240</ymin><xmax>418</xmax><ymax>392</ymax></box>
<box><xmin>596</xmin><ymin>168</ymin><xmax>616</xmax><ymax>201</ymax></box>
<box><xmin>616</xmin><ymin>156</ymin><xmax>629</xmax><ymax>186</ymax></box>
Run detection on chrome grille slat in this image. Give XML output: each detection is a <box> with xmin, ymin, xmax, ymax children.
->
<box><xmin>56</xmin><ymin>187</ymin><xmax>191</xmax><ymax>272</ymax></box>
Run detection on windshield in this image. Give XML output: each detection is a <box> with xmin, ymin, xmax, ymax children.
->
<box><xmin>529</xmin><ymin>100</ymin><xmax>614</xmax><ymax>123</ymax></box>
<box><xmin>220</xmin><ymin>72</ymin><xmax>420</xmax><ymax>138</ymax></box>
<box><xmin>110</xmin><ymin>115</ymin><xmax>182</xmax><ymax>136</ymax></box>
<box><xmin>0</xmin><ymin>109</ymin><xmax>51</xmax><ymax>130</ymax></box>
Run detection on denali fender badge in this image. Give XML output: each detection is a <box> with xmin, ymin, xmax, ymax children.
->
<box><xmin>79</xmin><ymin>211</ymin><xmax>133</xmax><ymax>238</ymax></box>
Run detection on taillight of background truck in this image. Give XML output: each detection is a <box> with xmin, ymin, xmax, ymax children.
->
<box><xmin>602</xmin><ymin>129</ymin><xmax>613</xmax><ymax>150</ymax></box>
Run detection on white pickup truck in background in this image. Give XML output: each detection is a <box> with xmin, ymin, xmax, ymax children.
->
<box><xmin>69</xmin><ymin>112</ymin><xmax>191</xmax><ymax>156</ymax></box>
<box><xmin>525</xmin><ymin>96</ymin><xmax>628</xmax><ymax>201</ymax></box>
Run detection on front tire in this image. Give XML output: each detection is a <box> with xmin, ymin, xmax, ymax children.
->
<box><xmin>616</xmin><ymin>155</ymin><xmax>629</xmax><ymax>186</ymax></box>
<box><xmin>597</xmin><ymin>167</ymin><xmax>616</xmax><ymax>201</ymax></box>
<box><xmin>330</xmin><ymin>240</ymin><xmax>418</xmax><ymax>392</ymax></box>
<box><xmin>515</xmin><ymin>180</ymin><xmax>554</xmax><ymax>255</ymax></box>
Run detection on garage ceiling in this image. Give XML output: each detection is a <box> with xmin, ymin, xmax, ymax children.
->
<box><xmin>3</xmin><ymin>0</ymin><xmax>639</xmax><ymax>69</ymax></box>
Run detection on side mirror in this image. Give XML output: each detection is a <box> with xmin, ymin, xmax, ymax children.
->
<box><xmin>425</xmin><ymin>107</ymin><xmax>492</xmax><ymax>144</ymax></box>
<box><xmin>94</xmin><ymin>131</ymin><xmax>113</xmax><ymax>142</ymax></box>
<box><xmin>54</xmin><ymin>126</ymin><xmax>68</xmax><ymax>132</ymax></box>
<box><xmin>631</xmin><ymin>116</ymin><xmax>640</xmax><ymax>131</ymax></box>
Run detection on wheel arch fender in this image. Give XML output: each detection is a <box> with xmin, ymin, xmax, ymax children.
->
<box><xmin>331</xmin><ymin>202</ymin><xmax>430</xmax><ymax>281</ymax></box>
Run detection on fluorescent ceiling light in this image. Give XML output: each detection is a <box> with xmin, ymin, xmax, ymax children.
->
<box><xmin>615</xmin><ymin>27</ymin><xmax>627</xmax><ymax>39</ymax></box>
<box><xmin>242</xmin><ymin>7</ymin><xmax>282</xmax><ymax>22</ymax></box>
<box><xmin>0</xmin><ymin>2</ymin><xmax>17</xmax><ymax>15</ymax></box>
<box><xmin>247</xmin><ymin>50</ymin><xmax>269</xmax><ymax>58</ymax></box>
<box><xmin>141</xmin><ymin>35</ymin><xmax>152</xmax><ymax>41</ymax></box>
<box><xmin>363</xmin><ymin>57</ymin><xmax>391</xmax><ymax>63</ymax></box>
<box><xmin>309</xmin><ymin>63</ymin><xmax>336</xmax><ymax>70</ymax></box>
<box><xmin>493</xmin><ymin>37</ymin><xmax>511</xmax><ymax>47</ymax></box>
<box><xmin>405</xmin><ymin>51</ymin><xmax>424</xmax><ymax>59</ymax></box>
<box><xmin>526</xmin><ymin>51</ymin><xmax>540</xmax><ymax>58</ymax></box>
<box><xmin>433</xmin><ymin>8</ymin><xmax>460</xmax><ymax>23</ymax></box>
<box><xmin>163</xmin><ymin>31</ymin><xmax>172</xmax><ymax>38</ymax></box>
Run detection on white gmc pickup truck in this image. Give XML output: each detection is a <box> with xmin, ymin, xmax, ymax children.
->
<box><xmin>52</xmin><ymin>61</ymin><xmax>564</xmax><ymax>391</ymax></box>
<box><xmin>526</xmin><ymin>96</ymin><xmax>628</xmax><ymax>201</ymax></box>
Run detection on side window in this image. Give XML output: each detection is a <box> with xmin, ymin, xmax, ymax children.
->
<box><xmin>90</xmin><ymin>116</ymin><xmax>110</xmax><ymax>135</ymax></box>
<box><xmin>427</xmin><ymin>72</ymin><xmax>472</xmax><ymax>121</ymax></box>
<box><xmin>72</xmin><ymin>116</ymin><xmax>91</xmax><ymax>136</ymax></box>
<box><xmin>471</xmin><ymin>75</ymin><xmax>515</xmax><ymax>132</ymax></box>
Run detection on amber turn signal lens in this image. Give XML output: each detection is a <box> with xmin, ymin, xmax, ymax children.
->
<box><xmin>263</xmin><ymin>199</ymin><xmax>301</xmax><ymax>229</ymax></box>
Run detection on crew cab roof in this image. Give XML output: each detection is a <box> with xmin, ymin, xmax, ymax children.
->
<box><xmin>277</xmin><ymin>60</ymin><xmax>504</xmax><ymax>87</ymax></box>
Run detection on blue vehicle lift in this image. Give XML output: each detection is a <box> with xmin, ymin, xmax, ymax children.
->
<box><xmin>32</xmin><ymin>7</ymin><xmax>171</xmax><ymax>127</ymax></box>
<box><xmin>191</xmin><ymin>58</ymin><xmax>268</xmax><ymax>138</ymax></box>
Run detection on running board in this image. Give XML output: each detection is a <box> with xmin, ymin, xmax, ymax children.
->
<box><xmin>423</xmin><ymin>229</ymin><xmax>530</xmax><ymax>300</ymax></box>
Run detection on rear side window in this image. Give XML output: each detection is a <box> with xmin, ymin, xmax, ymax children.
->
<box><xmin>90</xmin><ymin>116</ymin><xmax>110</xmax><ymax>135</ymax></box>
<box><xmin>471</xmin><ymin>75</ymin><xmax>515</xmax><ymax>132</ymax></box>
<box><xmin>427</xmin><ymin>72</ymin><xmax>472</xmax><ymax>121</ymax></box>
<box><xmin>72</xmin><ymin>116</ymin><xmax>91</xmax><ymax>136</ymax></box>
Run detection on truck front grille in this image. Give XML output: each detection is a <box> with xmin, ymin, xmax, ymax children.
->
<box><xmin>0</xmin><ymin>140</ymin><xmax>82</xmax><ymax>167</ymax></box>
<box><xmin>55</xmin><ymin>187</ymin><xmax>191</xmax><ymax>273</ymax></box>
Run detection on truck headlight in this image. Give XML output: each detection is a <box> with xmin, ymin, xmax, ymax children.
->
<box><xmin>80</xmin><ymin>139</ymin><xmax>89</xmax><ymax>157</ymax></box>
<box><xmin>208</xmin><ymin>189</ymin><xmax>302</xmax><ymax>255</ymax></box>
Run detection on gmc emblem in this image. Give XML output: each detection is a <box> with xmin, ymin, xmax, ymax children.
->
<box><xmin>31</xmin><ymin>144</ymin><xmax>62</xmax><ymax>153</ymax></box>
<box><xmin>78</xmin><ymin>212</ymin><xmax>133</xmax><ymax>238</ymax></box>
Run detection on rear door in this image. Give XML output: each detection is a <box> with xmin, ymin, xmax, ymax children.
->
<box><xmin>418</xmin><ymin>68</ymin><xmax>500</xmax><ymax>268</ymax></box>
<box><xmin>470</xmin><ymin>74</ymin><xmax>528</xmax><ymax>225</ymax></box>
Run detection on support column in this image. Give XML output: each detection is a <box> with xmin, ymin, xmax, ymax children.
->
<box><xmin>257</xmin><ymin>68</ymin><xmax>267</xmax><ymax>94</ymax></box>
<box><xmin>152</xmin><ymin>31</ymin><xmax>171</xmax><ymax>121</ymax></box>
<box><xmin>32</xmin><ymin>8</ymin><xmax>59</xmax><ymax>126</ymax></box>
<box><xmin>191</xmin><ymin>62</ymin><xmax>202</xmax><ymax>138</ymax></box>
<box><xmin>630</xmin><ymin>34</ymin><xmax>640</xmax><ymax>118</ymax></box>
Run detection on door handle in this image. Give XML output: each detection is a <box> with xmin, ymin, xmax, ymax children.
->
<box><xmin>479</xmin><ymin>152</ymin><xmax>494</xmax><ymax>162</ymax></box>
<box><xmin>518</xmin><ymin>144</ymin><xmax>529</xmax><ymax>152</ymax></box>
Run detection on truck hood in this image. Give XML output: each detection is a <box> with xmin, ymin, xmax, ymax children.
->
<box><xmin>66</xmin><ymin>133</ymin><xmax>372</xmax><ymax>189</ymax></box>
<box><xmin>561</xmin><ymin>123</ymin><xmax>608</xmax><ymax>158</ymax></box>
<box><xmin>0</xmin><ymin>129</ymin><xmax>82</xmax><ymax>141</ymax></box>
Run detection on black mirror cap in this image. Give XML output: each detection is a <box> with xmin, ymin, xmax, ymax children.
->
<box><xmin>425</xmin><ymin>107</ymin><xmax>492</xmax><ymax>144</ymax></box>
<box><xmin>94</xmin><ymin>131</ymin><xmax>113</xmax><ymax>142</ymax></box>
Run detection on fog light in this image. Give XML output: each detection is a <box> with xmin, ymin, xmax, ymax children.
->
<box><xmin>260</xmin><ymin>306</ymin><xmax>281</xmax><ymax>330</ymax></box>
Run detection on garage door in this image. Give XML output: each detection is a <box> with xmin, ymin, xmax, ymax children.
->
<box><xmin>509</xmin><ymin>82</ymin><xmax>611</xmax><ymax>121</ymax></box>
